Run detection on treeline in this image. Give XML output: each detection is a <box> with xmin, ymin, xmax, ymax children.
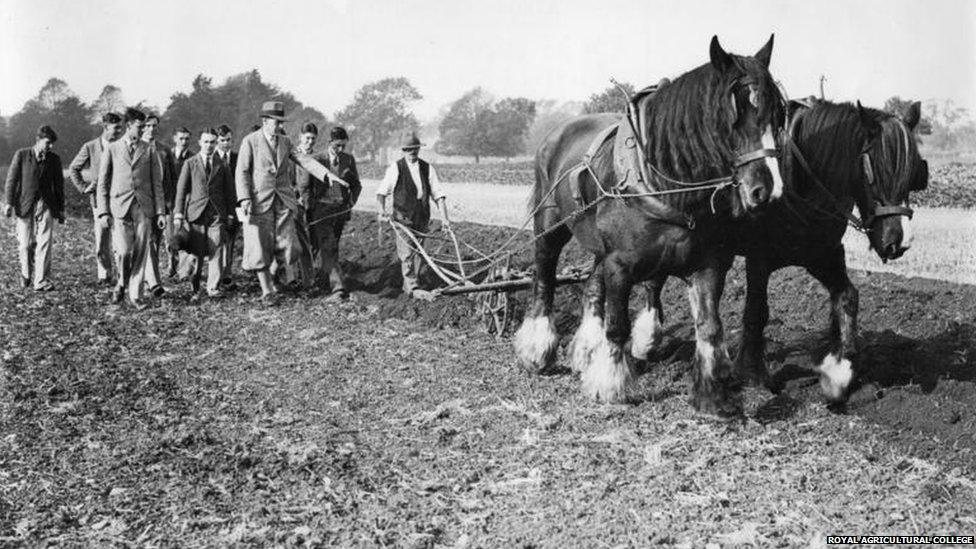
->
<box><xmin>2</xmin><ymin>73</ymin><xmax>967</xmax><ymax>171</ymax></box>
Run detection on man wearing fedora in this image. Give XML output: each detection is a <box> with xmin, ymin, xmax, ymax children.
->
<box><xmin>236</xmin><ymin>101</ymin><xmax>346</xmax><ymax>301</ymax></box>
<box><xmin>376</xmin><ymin>132</ymin><xmax>451</xmax><ymax>300</ymax></box>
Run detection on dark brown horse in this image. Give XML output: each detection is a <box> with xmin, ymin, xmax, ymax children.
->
<box><xmin>514</xmin><ymin>36</ymin><xmax>785</xmax><ymax>418</ymax></box>
<box><xmin>636</xmin><ymin>98</ymin><xmax>929</xmax><ymax>405</ymax></box>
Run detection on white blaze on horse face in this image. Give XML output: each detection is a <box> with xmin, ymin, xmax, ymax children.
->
<box><xmin>631</xmin><ymin>306</ymin><xmax>663</xmax><ymax>360</ymax></box>
<box><xmin>817</xmin><ymin>353</ymin><xmax>853</xmax><ymax>402</ymax></box>
<box><xmin>762</xmin><ymin>124</ymin><xmax>784</xmax><ymax>199</ymax></box>
<box><xmin>900</xmin><ymin>203</ymin><xmax>914</xmax><ymax>250</ymax></box>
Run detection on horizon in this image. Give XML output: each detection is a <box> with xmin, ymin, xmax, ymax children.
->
<box><xmin>1</xmin><ymin>0</ymin><xmax>973</xmax><ymax>123</ymax></box>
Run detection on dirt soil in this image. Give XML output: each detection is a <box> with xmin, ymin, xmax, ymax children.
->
<box><xmin>1</xmin><ymin>212</ymin><xmax>975</xmax><ymax>547</ymax></box>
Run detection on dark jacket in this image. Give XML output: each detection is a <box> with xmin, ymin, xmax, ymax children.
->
<box><xmin>159</xmin><ymin>144</ymin><xmax>195</xmax><ymax>213</ymax></box>
<box><xmin>173</xmin><ymin>153</ymin><xmax>236</xmax><ymax>224</ymax></box>
<box><xmin>4</xmin><ymin>148</ymin><xmax>65</xmax><ymax>218</ymax></box>
<box><xmin>297</xmin><ymin>150</ymin><xmax>361</xmax><ymax>224</ymax></box>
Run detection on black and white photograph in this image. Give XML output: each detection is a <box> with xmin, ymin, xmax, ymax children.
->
<box><xmin>1</xmin><ymin>0</ymin><xmax>974</xmax><ymax>546</ymax></box>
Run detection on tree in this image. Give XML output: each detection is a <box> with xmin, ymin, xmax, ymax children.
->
<box><xmin>582</xmin><ymin>82</ymin><xmax>635</xmax><ymax>114</ymax></box>
<box><xmin>7</xmin><ymin>78</ymin><xmax>94</xmax><ymax>158</ymax></box>
<box><xmin>91</xmin><ymin>85</ymin><xmax>126</xmax><ymax>123</ymax></box>
<box><xmin>0</xmin><ymin>115</ymin><xmax>11</xmax><ymax>165</ymax></box>
<box><xmin>334</xmin><ymin>77</ymin><xmax>422</xmax><ymax>161</ymax></box>
<box><xmin>486</xmin><ymin>97</ymin><xmax>536</xmax><ymax>159</ymax></box>
<box><xmin>36</xmin><ymin>78</ymin><xmax>72</xmax><ymax>110</ymax></box>
<box><xmin>922</xmin><ymin>99</ymin><xmax>975</xmax><ymax>151</ymax></box>
<box><xmin>436</xmin><ymin>88</ymin><xmax>536</xmax><ymax>162</ymax></box>
<box><xmin>48</xmin><ymin>96</ymin><xmax>95</xmax><ymax>162</ymax></box>
<box><xmin>436</xmin><ymin>88</ymin><xmax>494</xmax><ymax>162</ymax></box>
<box><xmin>883</xmin><ymin>96</ymin><xmax>932</xmax><ymax>135</ymax></box>
<box><xmin>526</xmin><ymin>100</ymin><xmax>582</xmax><ymax>154</ymax></box>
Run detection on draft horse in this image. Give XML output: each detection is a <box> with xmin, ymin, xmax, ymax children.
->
<box><xmin>514</xmin><ymin>36</ymin><xmax>786</xmax><ymax>418</ymax></box>
<box><xmin>636</xmin><ymin>98</ymin><xmax>930</xmax><ymax>405</ymax></box>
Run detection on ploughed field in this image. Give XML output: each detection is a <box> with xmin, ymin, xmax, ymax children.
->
<box><xmin>1</xmin><ymin>211</ymin><xmax>975</xmax><ymax>547</ymax></box>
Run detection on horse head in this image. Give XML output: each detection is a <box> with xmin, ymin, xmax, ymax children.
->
<box><xmin>855</xmin><ymin>101</ymin><xmax>928</xmax><ymax>261</ymax></box>
<box><xmin>708</xmin><ymin>35</ymin><xmax>786</xmax><ymax>216</ymax></box>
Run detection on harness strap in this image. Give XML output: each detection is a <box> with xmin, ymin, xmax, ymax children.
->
<box><xmin>784</xmin><ymin>137</ymin><xmax>865</xmax><ymax>230</ymax></box>
<box><xmin>733</xmin><ymin>148</ymin><xmax>778</xmax><ymax>167</ymax></box>
<box><xmin>872</xmin><ymin>205</ymin><xmax>913</xmax><ymax>219</ymax></box>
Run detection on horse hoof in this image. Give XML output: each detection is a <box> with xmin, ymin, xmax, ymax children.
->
<box><xmin>690</xmin><ymin>391</ymin><xmax>744</xmax><ymax>420</ymax></box>
<box><xmin>514</xmin><ymin>315</ymin><xmax>558</xmax><ymax>374</ymax></box>
<box><xmin>581</xmin><ymin>339</ymin><xmax>632</xmax><ymax>403</ymax></box>
<box><xmin>817</xmin><ymin>353</ymin><xmax>854</xmax><ymax>404</ymax></box>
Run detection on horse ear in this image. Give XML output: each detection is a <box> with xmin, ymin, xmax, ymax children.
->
<box><xmin>710</xmin><ymin>36</ymin><xmax>733</xmax><ymax>71</ymax></box>
<box><xmin>903</xmin><ymin>101</ymin><xmax>922</xmax><ymax>131</ymax></box>
<box><xmin>754</xmin><ymin>34</ymin><xmax>775</xmax><ymax>68</ymax></box>
<box><xmin>857</xmin><ymin>100</ymin><xmax>881</xmax><ymax>138</ymax></box>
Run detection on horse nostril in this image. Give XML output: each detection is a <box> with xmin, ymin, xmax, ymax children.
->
<box><xmin>884</xmin><ymin>242</ymin><xmax>899</xmax><ymax>258</ymax></box>
<box><xmin>750</xmin><ymin>185</ymin><xmax>769</xmax><ymax>205</ymax></box>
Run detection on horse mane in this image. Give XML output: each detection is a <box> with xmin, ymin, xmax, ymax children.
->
<box><xmin>643</xmin><ymin>54</ymin><xmax>783</xmax><ymax>189</ymax></box>
<box><xmin>873</xmin><ymin>109</ymin><xmax>921</xmax><ymax>199</ymax></box>
<box><xmin>790</xmin><ymin>101</ymin><xmax>869</xmax><ymax>190</ymax></box>
<box><xmin>792</xmin><ymin>101</ymin><xmax>918</xmax><ymax>199</ymax></box>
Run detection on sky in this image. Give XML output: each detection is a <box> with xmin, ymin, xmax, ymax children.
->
<box><xmin>1</xmin><ymin>0</ymin><xmax>973</xmax><ymax>122</ymax></box>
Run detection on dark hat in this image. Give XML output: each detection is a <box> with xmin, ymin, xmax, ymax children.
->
<box><xmin>260</xmin><ymin>101</ymin><xmax>287</xmax><ymax>121</ymax></box>
<box><xmin>400</xmin><ymin>132</ymin><xmax>424</xmax><ymax>150</ymax></box>
<box><xmin>330</xmin><ymin>126</ymin><xmax>349</xmax><ymax>141</ymax></box>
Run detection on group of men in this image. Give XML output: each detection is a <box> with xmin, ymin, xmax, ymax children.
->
<box><xmin>3</xmin><ymin>100</ymin><xmax>452</xmax><ymax>306</ymax></box>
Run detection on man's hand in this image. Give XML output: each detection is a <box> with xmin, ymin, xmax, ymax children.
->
<box><xmin>377</xmin><ymin>211</ymin><xmax>390</xmax><ymax>223</ymax></box>
<box><xmin>173</xmin><ymin>215</ymin><xmax>187</xmax><ymax>230</ymax></box>
<box><xmin>2</xmin><ymin>204</ymin><xmax>12</xmax><ymax>218</ymax></box>
<box><xmin>239</xmin><ymin>199</ymin><xmax>252</xmax><ymax>216</ymax></box>
<box><xmin>156</xmin><ymin>216</ymin><xmax>167</xmax><ymax>230</ymax></box>
<box><xmin>98</xmin><ymin>214</ymin><xmax>111</xmax><ymax>229</ymax></box>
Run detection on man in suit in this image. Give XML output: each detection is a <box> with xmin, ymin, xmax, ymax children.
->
<box><xmin>68</xmin><ymin>112</ymin><xmax>123</xmax><ymax>285</ymax></box>
<box><xmin>96</xmin><ymin>107</ymin><xmax>166</xmax><ymax>309</ymax></box>
<box><xmin>376</xmin><ymin>133</ymin><xmax>451</xmax><ymax>300</ymax></box>
<box><xmin>140</xmin><ymin>113</ymin><xmax>171</xmax><ymax>296</ymax></box>
<box><xmin>297</xmin><ymin>125</ymin><xmax>360</xmax><ymax>298</ymax></box>
<box><xmin>236</xmin><ymin>101</ymin><xmax>345</xmax><ymax>302</ymax></box>
<box><xmin>215</xmin><ymin>124</ymin><xmax>239</xmax><ymax>290</ymax></box>
<box><xmin>173</xmin><ymin>128</ymin><xmax>236</xmax><ymax>300</ymax></box>
<box><xmin>3</xmin><ymin>126</ymin><xmax>65</xmax><ymax>291</ymax></box>
<box><xmin>156</xmin><ymin>126</ymin><xmax>194</xmax><ymax>280</ymax></box>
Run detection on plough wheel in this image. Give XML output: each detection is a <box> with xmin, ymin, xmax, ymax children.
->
<box><xmin>481</xmin><ymin>289</ymin><xmax>510</xmax><ymax>338</ymax></box>
<box><xmin>480</xmin><ymin>255</ymin><xmax>513</xmax><ymax>338</ymax></box>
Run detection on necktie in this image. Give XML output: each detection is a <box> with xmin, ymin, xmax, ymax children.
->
<box><xmin>205</xmin><ymin>156</ymin><xmax>212</xmax><ymax>177</ymax></box>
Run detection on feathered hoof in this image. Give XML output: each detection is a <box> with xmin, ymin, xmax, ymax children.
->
<box><xmin>568</xmin><ymin>311</ymin><xmax>604</xmax><ymax>374</ymax></box>
<box><xmin>630</xmin><ymin>308</ymin><xmax>663</xmax><ymax>360</ymax></box>
<box><xmin>581</xmin><ymin>339</ymin><xmax>632</xmax><ymax>403</ymax></box>
<box><xmin>513</xmin><ymin>315</ymin><xmax>559</xmax><ymax>374</ymax></box>
<box><xmin>817</xmin><ymin>353</ymin><xmax>854</xmax><ymax>404</ymax></box>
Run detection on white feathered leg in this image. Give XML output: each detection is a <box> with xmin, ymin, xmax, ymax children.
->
<box><xmin>630</xmin><ymin>307</ymin><xmax>663</xmax><ymax>360</ymax></box>
<box><xmin>569</xmin><ymin>308</ymin><xmax>604</xmax><ymax>373</ymax></box>
<box><xmin>513</xmin><ymin>315</ymin><xmax>559</xmax><ymax>373</ymax></box>
<box><xmin>581</xmin><ymin>336</ymin><xmax>632</xmax><ymax>403</ymax></box>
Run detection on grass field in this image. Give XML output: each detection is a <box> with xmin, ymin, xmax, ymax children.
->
<box><xmin>358</xmin><ymin>180</ymin><xmax>976</xmax><ymax>285</ymax></box>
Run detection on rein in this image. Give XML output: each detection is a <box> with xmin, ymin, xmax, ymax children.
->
<box><xmin>783</xmin><ymin>113</ymin><xmax>914</xmax><ymax>233</ymax></box>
